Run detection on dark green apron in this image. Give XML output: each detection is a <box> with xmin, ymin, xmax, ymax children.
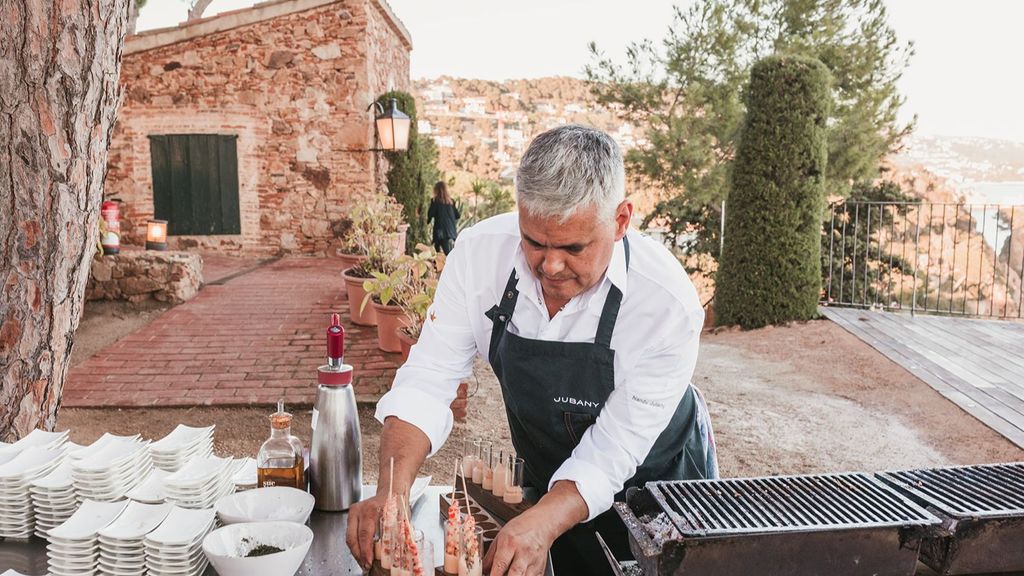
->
<box><xmin>485</xmin><ymin>237</ymin><xmax>718</xmax><ymax>576</ymax></box>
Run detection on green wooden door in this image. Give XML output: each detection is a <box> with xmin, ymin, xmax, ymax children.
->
<box><xmin>148</xmin><ymin>134</ymin><xmax>240</xmax><ymax>235</ymax></box>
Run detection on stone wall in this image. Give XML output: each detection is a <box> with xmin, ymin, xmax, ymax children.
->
<box><xmin>88</xmin><ymin>251</ymin><xmax>203</xmax><ymax>304</ymax></box>
<box><xmin>106</xmin><ymin>0</ymin><xmax>411</xmax><ymax>255</ymax></box>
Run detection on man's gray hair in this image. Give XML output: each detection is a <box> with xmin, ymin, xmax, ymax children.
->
<box><xmin>515</xmin><ymin>125</ymin><xmax>625</xmax><ymax>222</ymax></box>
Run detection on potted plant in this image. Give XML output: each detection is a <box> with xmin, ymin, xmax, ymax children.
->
<box><xmin>334</xmin><ymin>216</ymin><xmax>365</xmax><ymax>271</ymax></box>
<box><xmin>360</xmin><ymin>245</ymin><xmax>442</xmax><ymax>354</ymax></box>
<box><xmin>395</xmin><ymin>246</ymin><xmax>444</xmax><ymax>363</ymax></box>
<box><xmin>341</xmin><ymin>194</ymin><xmax>406</xmax><ymax>326</ymax></box>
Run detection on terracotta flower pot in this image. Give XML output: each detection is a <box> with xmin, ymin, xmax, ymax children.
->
<box><xmin>338</xmin><ymin>251</ymin><xmax>366</xmax><ymax>271</ymax></box>
<box><xmin>372</xmin><ymin>302</ymin><xmax>410</xmax><ymax>353</ymax></box>
<box><xmin>396</xmin><ymin>327</ymin><xmax>418</xmax><ymax>364</ymax></box>
<box><xmin>342</xmin><ymin>268</ymin><xmax>377</xmax><ymax>327</ymax></box>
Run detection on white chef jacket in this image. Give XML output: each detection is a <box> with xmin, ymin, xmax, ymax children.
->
<box><xmin>375</xmin><ymin>212</ymin><xmax>704</xmax><ymax>521</ymax></box>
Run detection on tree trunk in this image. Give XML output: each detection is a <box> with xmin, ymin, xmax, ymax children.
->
<box><xmin>0</xmin><ymin>0</ymin><xmax>130</xmax><ymax>440</ymax></box>
<box><xmin>187</xmin><ymin>0</ymin><xmax>215</xmax><ymax>21</ymax></box>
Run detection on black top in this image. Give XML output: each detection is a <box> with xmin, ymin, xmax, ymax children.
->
<box><xmin>427</xmin><ymin>199</ymin><xmax>460</xmax><ymax>242</ymax></box>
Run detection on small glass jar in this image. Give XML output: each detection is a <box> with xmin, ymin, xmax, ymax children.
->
<box><xmin>472</xmin><ymin>441</ymin><xmax>491</xmax><ymax>484</ymax></box>
<box><xmin>502</xmin><ymin>457</ymin><xmax>525</xmax><ymax>504</ymax></box>
<box><xmin>461</xmin><ymin>438</ymin><xmax>480</xmax><ymax>478</ymax></box>
<box><xmin>256</xmin><ymin>401</ymin><xmax>304</xmax><ymax>489</ymax></box>
<box><xmin>491</xmin><ymin>451</ymin><xmax>506</xmax><ymax>496</ymax></box>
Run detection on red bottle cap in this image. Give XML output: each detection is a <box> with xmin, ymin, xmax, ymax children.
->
<box><xmin>327</xmin><ymin>313</ymin><xmax>344</xmax><ymax>361</ymax></box>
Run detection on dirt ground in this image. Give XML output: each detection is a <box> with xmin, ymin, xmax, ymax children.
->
<box><xmin>59</xmin><ymin>301</ymin><xmax>1023</xmax><ymax>484</ymax></box>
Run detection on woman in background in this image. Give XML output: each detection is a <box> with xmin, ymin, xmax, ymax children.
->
<box><xmin>427</xmin><ymin>181</ymin><xmax>460</xmax><ymax>254</ymax></box>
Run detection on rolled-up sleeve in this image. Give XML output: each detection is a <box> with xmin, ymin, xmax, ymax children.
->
<box><xmin>548</xmin><ymin>304</ymin><xmax>704</xmax><ymax>521</ymax></box>
<box><xmin>374</xmin><ymin>241</ymin><xmax>479</xmax><ymax>455</ymax></box>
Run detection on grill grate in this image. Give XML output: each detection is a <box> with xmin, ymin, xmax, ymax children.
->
<box><xmin>648</xmin><ymin>473</ymin><xmax>938</xmax><ymax>537</ymax></box>
<box><xmin>879</xmin><ymin>462</ymin><xmax>1024</xmax><ymax>518</ymax></box>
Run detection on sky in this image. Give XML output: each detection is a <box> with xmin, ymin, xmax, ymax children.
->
<box><xmin>136</xmin><ymin>0</ymin><xmax>1024</xmax><ymax>143</ymax></box>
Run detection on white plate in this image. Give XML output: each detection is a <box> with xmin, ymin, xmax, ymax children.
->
<box><xmin>68</xmin><ymin>434</ymin><xmax>140</xmax><ymax>461</ymax></box>
<box><xmin>0</xmin><ymin>446</ymin><xmax>66</xmax><ymax>480</ymax></box>
<box><xmin>125</xmin><ymin>467</ymin><xmax>172</xmax><ymax>503</ymax></box>
<box><xmin>4</xmin><ymin>429</ymin><xmax>68</xmax><ymax>452</ymax></box>
<box><xmin>230</xmin><ymin>458</ymin><xmax>257</xmax><ymax>487</ymax></box>
<box><xmin>47</xmin><ymin>499</ymin><xmax>127</xmax><ymax>541</ymax></box>
<box><xmin>72</xmin><ymin>440</ymin><xmax>149</xmax><ymax>473</ymax></box>
<box><xmin>151</xmin><ymin>425</ymin><xmax>214</xmax><ymax>453</ymax></box>
<box><xmin>164</xmin><ymin>456</ymin><xmax>233</xmax><ymax>487</ymax></box>
<box><xmin>98</xmin><ymin>500</ymin><xmax>173</xmax><ymax>541</ymax></box>
<box><xmin>144</xmin><ymin>507</ymin><xmax>216</xmax><ymax>547</ymax></box>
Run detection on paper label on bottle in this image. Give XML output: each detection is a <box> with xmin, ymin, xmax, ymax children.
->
<box><xmin>311</xmin><ymin>408</ymin><xmax>318</xmax><ymax>431</ymax></box>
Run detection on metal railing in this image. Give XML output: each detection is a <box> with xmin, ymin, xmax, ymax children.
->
<box><xmin>822</xmin><ymin>201</ymin><xmax>1024</xmax><ymax>319</ymax></box>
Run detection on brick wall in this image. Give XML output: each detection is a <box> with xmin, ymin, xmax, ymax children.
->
<box><xmin>106</xmin><ymin>0</ymin><xmax>411</xmax><ymax>255</ymax></box>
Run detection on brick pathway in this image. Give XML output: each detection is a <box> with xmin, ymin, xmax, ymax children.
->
<box><xmin>64</xmin><ymin>257</ymin><xmax>401</xmax><ymax>407</ymax></box>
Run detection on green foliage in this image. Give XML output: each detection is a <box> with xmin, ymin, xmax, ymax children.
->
<box><xmin>821</xmin><ymin>179</ymin><xmax>914</xmax><ymax>306</ymax></box>
<box><xmin>376</xmin><ymin>91</ymin><xmax>443</xmax><ymax>253</ymax></box>
<box><xmin>361</xmin><ymin>244</ymin><xmax>445</xmax><ymax>339</ymax></box>
<box><xmin>715</xmin><ymin>55</ymin><xmax>832</xmax><ymax>328</ymax></box>
<box><xmin>456</xmin><ymin>179</ymin><xmax>516</xmax><ymax>231</ymax></box>
<box><xmin>587</xmin><ymin>0</ymin><xmax>914</xmax><ymax>250</ymax></box>
<box><xmin>342</xmin><ymin>193</ymin><xmax>406</xmax><ymax>278</ymax></box>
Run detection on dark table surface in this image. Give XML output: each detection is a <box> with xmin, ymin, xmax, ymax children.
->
<box><xmin>0</xmin><ymin>486</ymin><xmax>449</xmax><ymax>576</ymax></box>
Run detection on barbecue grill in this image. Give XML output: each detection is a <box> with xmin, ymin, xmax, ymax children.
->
<box><xmin>614</xmin><ymin>472</ymin><xmax>941</xmax><ymax>576</ymax></box>
<box><xmin>878</xmin><ymin>462</ymin><xmax>1024</xmax><ymax>575</ymax></box>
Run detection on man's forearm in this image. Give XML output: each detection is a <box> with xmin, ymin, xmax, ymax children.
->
<box><xmin>529</xmin><ymin>480</ymin><xmax>590</xmax><ymax>540</ymax></box>
<box><xmin>377</xmin><ymin>416</ymin><xmax>432</xmax><ymax>498</ymax></box>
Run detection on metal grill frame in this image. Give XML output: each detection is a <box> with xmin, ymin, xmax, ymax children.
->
<box><xmin>646</xmin><ymin>472</ymin><xmax>939</xmax><ymax>537</ymax></box>
<box><xmin>877</xmin><ymin>462</ymin><xmax>1024</xmax><ymax>519</ymax></box>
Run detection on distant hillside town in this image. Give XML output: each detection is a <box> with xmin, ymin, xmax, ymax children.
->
<box><xmin>413</xmin><ymin>76</ymin><xmax>1024</xmax><ymax>210</ymax></box>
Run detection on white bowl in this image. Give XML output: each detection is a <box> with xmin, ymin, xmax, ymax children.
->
<box><xmin>202</xmin><ymin>521</ymin><xmax>312</xmax><ymax>576</ymax></box>
<box><xmin>215</xmin><ymin>487</ymin><xmax>314</xmax><ymax>525</ymax></box>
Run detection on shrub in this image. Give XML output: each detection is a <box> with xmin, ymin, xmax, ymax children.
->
<box><xmin>715</xmin><ymin>55</ymin><xmax>832</xmax><ymax>328</ymax></box>
<box><xmin>376</xmin><ymin>91</ymin><xmax>442</xmax><ymax>253</ymax></box>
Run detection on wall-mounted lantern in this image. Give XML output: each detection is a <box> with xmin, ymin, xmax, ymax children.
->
<box><xmin>146</xmin><ymin>219</ymin><xmax>168</xmax><ymax>250</ymax></box>
<box><xmin>369</xmin><ymin>97</ymin><xmax>410</xmax><ymax>152</ymax></box>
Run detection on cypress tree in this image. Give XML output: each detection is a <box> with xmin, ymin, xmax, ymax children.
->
<box><xmin>375</xmin><ymin>91</ymin><xmax>441</xmax><ymax>252</ymax></box>
<box><xmin>716</xmin><ymin>55</ymin><xmax>832</xmax><ymax>328</ymax></box>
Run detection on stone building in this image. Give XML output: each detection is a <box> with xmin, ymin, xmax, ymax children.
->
<box><xmin>105</xmin><ymin>0</ymin><xmax>411</xmax><ymax>254</ymax></box>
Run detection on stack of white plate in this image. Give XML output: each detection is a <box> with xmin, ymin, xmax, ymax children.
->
<box><xmin>46</xmin><ymin>499</ymin><xmax>128</xmax><ymax>575</ymax></box>
<box><xmin>231</xmin><ymin>457</ymin><xmax>257</xmax><ymax>491</ymax></box>
<box><xmin>0</xmin><ymin>429</ymin><xmax>68</xmax><ymax>466</ymax></box>
<box><xmin>29</xmin><ymin>460</ymin><xmax>77</xmax><ymax>538</ymax></box>
<box><xmin>163</xmin><ymin>456</ymin><xmax>236</xmax><ymax>510</ymax></box>
<box><xmin>97</xmin><ymin>500</ymin><xmax>173</xmax><ymax>575</ymax></box>
<box><xmin>31</xmin><ymin>434</ymin><xmax>140</xmax><ymax>538</ymax></box>
<box><xmin>0</xmin><ymin>445</ymin><xmax>68</xmax><ymax>538</ymax></box>
<box><xmin>124</xmin><ymin>467</ymin><xmax>173</xmax><ymax>504</ymax></box>
<box><xmin>144</xmin><ymin>506</ymin><xmax>216</xmax><ymax>576</ymax></box>
<box><xmin>150</xmin><ymin>425</ymin><xmax>214</xmax><ymax>472</ymax></box>
<box><xmin>72</xmin><ymin>439</ymin><xmax>152</xmax><ymax>502</ymax></box>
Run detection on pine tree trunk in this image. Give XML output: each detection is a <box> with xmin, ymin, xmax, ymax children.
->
<box><xmin>0</xmin><ymin>0</ymin><xmax>130</xmax><ymax>440</ymax></box>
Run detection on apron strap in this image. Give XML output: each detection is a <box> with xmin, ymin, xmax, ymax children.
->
<box><xmin>594</xmin><ymin>236</ymin><xmax>630</xmax><ymax>349</ymax></box>
<box><xmin>486</xmin><ymin>270</ymin><xmax>520</xmax><ymax>359</ymax></box>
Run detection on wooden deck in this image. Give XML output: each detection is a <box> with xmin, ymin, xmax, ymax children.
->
<box><xmin>821</xmin><ymin>307</ymin><xmax>1024</xmax><ymax>449</ymax></box>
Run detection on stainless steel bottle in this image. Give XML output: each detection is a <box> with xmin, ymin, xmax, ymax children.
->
<box><xmin>310</xmin><ymin>313</ymin><xmax>362</xmax><ymax>511</ymax></box>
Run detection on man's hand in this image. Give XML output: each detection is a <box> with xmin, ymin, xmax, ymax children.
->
<box><xmin>482</xmin><ymin>508</ymin><xmax>557</xmax><ymax>576</ymax></box>
<box><xmin>483</xmin><ymin>480</ymin><xmax>589</xmax><ymax>576</ymax></box>
<box><xmin>345</xmin><ymin>494</ymin><xmax>386</xmax><ymax>570</ymax></box>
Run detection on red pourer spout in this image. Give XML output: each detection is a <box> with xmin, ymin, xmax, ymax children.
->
<box><xmin>327</xmin><ymin>313</ymin><xmax>344</xmax><ymax>368</ymax></box>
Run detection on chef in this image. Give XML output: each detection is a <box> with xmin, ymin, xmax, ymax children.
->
<box><xmin>347</xmin><ymin>125</ymin><xmax>717</xmax><ymax>576</ymax></box>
